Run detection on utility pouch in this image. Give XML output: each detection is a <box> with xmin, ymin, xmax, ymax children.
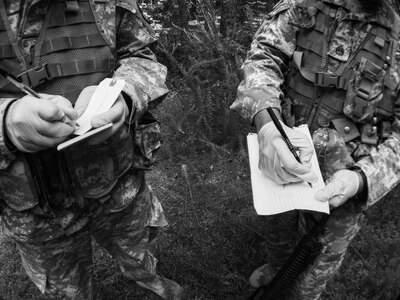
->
<box><xmin>132</xmin><ymin>111</ymin><xmax>162</xmax><ymax>169</ymax></box>
<box><xmin>344</xmin><ymin>58</ymin><xmax>385</xmax><ymax>123</ymax></box>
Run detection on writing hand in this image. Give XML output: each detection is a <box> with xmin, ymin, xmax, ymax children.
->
<box><xmin>5</xmin><ymin>94</ymin><xmax>77</xmax><ymax>152</ymax></box>
<box><xmin>258</xmin><ymin>121</ymin><xmax>318</xmax><ymax>185</ymax></box>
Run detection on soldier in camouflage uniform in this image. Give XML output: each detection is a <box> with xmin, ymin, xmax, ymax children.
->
<box><xmin>0</xmin><ymin>0</ymin><xmax>183</xmax><ymax>299</ymax></box>
<box><xmin>231</xmin><ymin>0</ymin><xmax>400</xmax><ymax>298</ymax></box>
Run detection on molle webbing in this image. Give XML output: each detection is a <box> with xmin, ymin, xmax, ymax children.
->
<box><xmin>23</xmin><ymin>0</ymin><xmax>115</xmax><ymax>97</ymax></box>
<box><xmin>18</xmin><ymin>59</ymin><xmax>115</xmax><ymax>88</ymax></box>
<box><xmin>48</xmin><ymin>2</ymin><xmax>95</xmax><ymax>28</ymax></box>
<box><xmin>0</xmin><ymin>45</ymin><xmax>14</xmax><ymax>59</ymax></box>
<box><xmin>41</xmin><ymin>34</ymin><xmax>109</xmax><ymax>56</ymax></box>
<box><xmin>0</xmin><ymin>12</ymin><xmax>14</xmax><ymax>59</ymax></box>
<box><xmin>287</xmin><ymin>0</ymin><xmax>398</xmax><ymax>130</ymax></box>
<box><xmin>0</xmin><ymin>0</ymin><xmax>116</xmax><ymax>95</ymax></box>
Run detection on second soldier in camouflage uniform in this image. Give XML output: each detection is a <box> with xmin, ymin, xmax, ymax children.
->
<box><xmin>231</xmin><ymin>0</ymin><xmax>400</xmax><ymax>298</ymax></box>
<box><xmin>0</xmin><ymin>0</ymin><xmax>182</xmax><ymax>299</ymax></box>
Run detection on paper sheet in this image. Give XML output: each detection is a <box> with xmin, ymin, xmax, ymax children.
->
<box><xmin>247</xmin><ymin>125</ymin><xmax>329</xmax><ymax>215</ymax></box>
<box><xmin>74</xmin><ymin>78</ymin><xmax>125</xmax><ymax>135</ymax></box>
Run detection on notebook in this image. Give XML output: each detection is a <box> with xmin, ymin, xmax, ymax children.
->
<box><xmin>247</xmin><ymin>125</ymin><xmax>329</xmax><ymax>215</ymax></box>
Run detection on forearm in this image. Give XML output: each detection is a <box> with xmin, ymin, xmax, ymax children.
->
<box><xmin>115</xmin><ymin>4</ymin><xmax>168</xmax><ymax>122</ymax></box>
<box><xmin>355</xmin><ymin>132</ymin><xmax>400</xmax><ymax>207</ymax></box>
<box><xmin>254</xmin><ymin>107</ymin><xmax>282</xmax><ymax>132</ymax></box>
<box><xmin>230</xmin><ymin>0</ymin><xmax>299</xmax><ymax>124</ymax></box>
<box><xmin>114</xmin><ymin>56</ymin><xmax>168</xmax><ymax>123</ymax></box>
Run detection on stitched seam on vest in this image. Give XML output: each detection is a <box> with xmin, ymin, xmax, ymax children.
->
<box><xmin>41</xmin><ymin>34</ymin><xmax>108</xmax><ymax>55</ymax></box>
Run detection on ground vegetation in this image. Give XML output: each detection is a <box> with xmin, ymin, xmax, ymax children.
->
<box><xmin>1</xmin><ymin>1</ymin><xmax>400</xmax><ymax>299</ymax></box>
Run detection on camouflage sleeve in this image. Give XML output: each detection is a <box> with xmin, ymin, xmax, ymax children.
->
<box><xmin>114</xmin><ymin>0</ymin><xmax>168</xmax><ymax>122</ymax></box>
<box><xmin>355</xmin><ymin>42</ymin><xmax>400</xmax><ymax>207</ymax></box>
<box><xmin>230</xmin><ymin>0</ymin><xmax>300</xmax><ymax>123</ymax></box>
<box><xmin>0</xmin><ymin>98</ymin><xmax>17</xmax><ymax>169</ymax></box>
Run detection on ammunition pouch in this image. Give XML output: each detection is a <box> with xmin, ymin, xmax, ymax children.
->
<box><xmin>344</xmin><ymin>57</ymin><xmax>388</xmax><ymax>123</ymax></box>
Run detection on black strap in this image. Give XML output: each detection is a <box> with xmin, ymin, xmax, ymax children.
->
<box><xmin>48</xmin><ymin>10</ymin><xmax>95</xmax><ymax>27</ymax></box>
<box><xmin>248</xmin><ymin>215</ymin><xmax>329</xmax><ymax>300</ymax></box>
<box><xmin>41</xmin><ymin>34</ymin><xmax>108</xmax><ymax>55</ymax></box>
<box><xmin>315</xmin><ymin>69</ymin><xmax>354</xmax><ymax>90</ymax></box>
<box><xmin>18</xmin><ymin>58</ymin><xmax>114</xmax><ymax>87</ymax></box>
<box><xmin>0</xmin><ymin>44</ymin><xmax>14</xmax><ymax>58</ymax></box>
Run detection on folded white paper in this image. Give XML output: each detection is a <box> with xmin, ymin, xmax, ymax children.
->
<box><xmin>247</xmin><ymin>125</ymin><xmax>329</xmax><ymax>215</ymax></box>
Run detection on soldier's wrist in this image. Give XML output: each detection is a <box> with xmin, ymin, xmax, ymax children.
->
<box><xmin>349</xmin><ymin>166</ymin><xmax>368</xmax><ymax>200</ymax></box>
<box><xmin>254</xmin><ymin>108</ymin><xmax>281</xmax><ymax>133</ymax></box>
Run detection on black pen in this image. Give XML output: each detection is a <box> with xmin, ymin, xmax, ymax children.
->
<box><xmin>0</xmin><ymin>67</ymin><xmax>77</xmax><ymax>127</ymax></box>
<box><xmin>266</xmin><ymin>107</ymin><xmax>313</xmax><ymax>188</ymax></box>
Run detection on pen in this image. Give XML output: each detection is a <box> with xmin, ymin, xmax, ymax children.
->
<box><xmin>266</xmin><ymin>107</ymin><xmax>313</xmax><ymax>188</ymax></box>
<box><xmin>0</xmin><ymin>67</ymin><xmax>76</xmax><ymax>127</ymax></box>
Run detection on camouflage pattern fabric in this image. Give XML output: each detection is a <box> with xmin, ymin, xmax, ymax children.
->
<box><xmin>10</xmin><ymin>184</ymin><xmax>179</xmax><ymax>300</ymax></box>
<box><xmin>232</xmin><ymin>0</ymin><xmax>400</xmax><ymax>298</ymax></box>
<box><xmin>232</xmin><ymin>0</ymin><xmax>400</xmax><ymax>207</ymax></box>
<box><xmin>0</xmin><ymin>0</ymin><xmax>181</xmax><ymax>298</ymax></box>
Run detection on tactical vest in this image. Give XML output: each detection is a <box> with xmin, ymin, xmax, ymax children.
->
<box><xmin>0</xmin><ymin>0</ymin><xmax>137</xmax><ymax>212</ymax></box>
<box><xmin>284</xmin><ymin>0</ymin><xmax>400</xmax><ymax>144</ymax></box>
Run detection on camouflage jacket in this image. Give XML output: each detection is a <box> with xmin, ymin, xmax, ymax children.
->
<box><xmin>0</xmin><ymin>0</ymin><xmax>167</xmax><ymax>212</ymax></box>
<box><xmin>231</xmin><ymin>0</ymin><xmax>400</xmax><ymax>207</ymax></box>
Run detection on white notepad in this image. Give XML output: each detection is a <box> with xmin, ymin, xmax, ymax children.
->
<box><xmin>247</xmin><ymin>125</ymin><xmax>329</xmax><ymax>215</ymax></box>
<box><xmin>74</xmin><ymin>78</ymin><xmax>125</xmax><ymax>135</ymax></box>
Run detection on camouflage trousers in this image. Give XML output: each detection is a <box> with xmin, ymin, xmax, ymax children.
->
<box><xmin>6</xmin><ymin>184</ymin><xmax>168</xmax><ymax>299</ymax></box>
<box><xmin>263</xmin><ymin>128</ymin><xmax>366</xmax><ymax>300</ymax></box>
<box><xmin>263</xmin><ymin>198</ymin><xmax>364</xmax><ymax>300</ymax></box>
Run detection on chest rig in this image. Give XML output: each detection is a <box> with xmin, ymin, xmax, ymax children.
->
<box><xmin>0</xmin><ymin>0</ymin><xmax>115</xmax><ymax>103</ymax></box>
<box><xmin>0</xmin><ymin>0</ymin><xmax>136</xmax><ymax>215</ymax></box>
<box><xmin>285</xmin><ymin>0</ymin><xmax>400</xmax><ymax>145</ymax></box>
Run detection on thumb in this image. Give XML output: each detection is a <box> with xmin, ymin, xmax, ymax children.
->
<box><xmin>91</xmin><ymin>108</ymin><xmax>119</xmax><ymax>128</ymax></box>
<box><xmin>91</xmin><ymin>98</ymin><xmax>126</xmax><ymax>128</ymax></box>
<box><xmin>315</xmin><ymin>181</ymin><xmax>339</xmax><ymax>202</ymax></box>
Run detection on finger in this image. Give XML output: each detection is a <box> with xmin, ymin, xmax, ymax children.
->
<box><xmin>315</xmin><ymin>182</ymin><xmax>340</xmax><ymax>202</ymax></box>
<box><xmin>49</xmin><ymin>96</ymin><xmax>78</xmax><ymax>121</ymax></box>
<box><xmin>273</xmin><ymin>153</ymin><xmax>304</xmax><ymax>184</ymax></box>
<box><xmin>19</xmin><ymin>133</ymin><xmax>70</xmax><ymax>152</ymax></box>
<box><xmin>272</xmin><ymin>139</ymin><xmax>317</xmax><ymax>179</ymax></box>
<box><xmin>36</xmin><ymin>120</ymin><xmax>76</xmax><ymax>138</ymax></box>
<box><xmin>328</xmin><ymin>196</ymin><xmax>346</xmax><ymax>208</ymax></box>
<box><xmin>285</xmin><ymin>134</ymin><xmax>314</xmax><ymax>164</ymax></box>
<box><xmin>37</xmin><ymin>101</ymin><xmax>67</xmax><ymax>122</ymax></box>
<box><xmin>91</xmin><ymin>99</ymin><xmax>125</xmax><ymax>128</ymax></box>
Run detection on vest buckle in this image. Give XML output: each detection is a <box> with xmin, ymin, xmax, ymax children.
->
<box><xmin>315</xmin><ymin>72</ymin><xmax>339</xmax><ymax>88</ymax></box>
<box><xmin>18</xmin><ymin>64</ymin><xmax>51</xmax><ymax>88</ymax></box>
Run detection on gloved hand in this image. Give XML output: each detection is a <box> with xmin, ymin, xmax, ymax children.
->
<box><xmin>258</xmin><ymin>121</ymin><xmax>318</xmax><ymax>185</ymax></box>
<box><xmin>74</xmin><ymin>85</ymin><xmax>129</xmax><ymax>144</ymax></box>
<box><xmin>5</xmin><ymin>94</ymin><xmax>78</xmax><ymax>152</ymax></box>
<box><xmin>315</xmin><ymin>169</ymin><xmax>362</xmax><ymax>208</ymax></box>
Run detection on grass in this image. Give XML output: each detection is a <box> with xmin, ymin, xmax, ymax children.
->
<box><xmin>1</xmin><ymin>92</ymin><xmax>400</xmax><ymax>300</ymax></box>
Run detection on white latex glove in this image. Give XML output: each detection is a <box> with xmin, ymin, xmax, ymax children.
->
<box><xmin>74</xmin><ymin>86</ymin><xmax>129</xmax><ymax>144</ymax></box>
<box><xmin>315</xmin><ymin>169</ymin><xmax>361</xmax><ymax>208</ymax></box>
<box><xmin>258</xmin><ymin>121</ymin><xmax>318</xmax><ymax>185</ymax></box>
<box><xmin>5</xmin><ymin>94</ymin><xmax>78</xmax><ymax>152</ymax></box>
